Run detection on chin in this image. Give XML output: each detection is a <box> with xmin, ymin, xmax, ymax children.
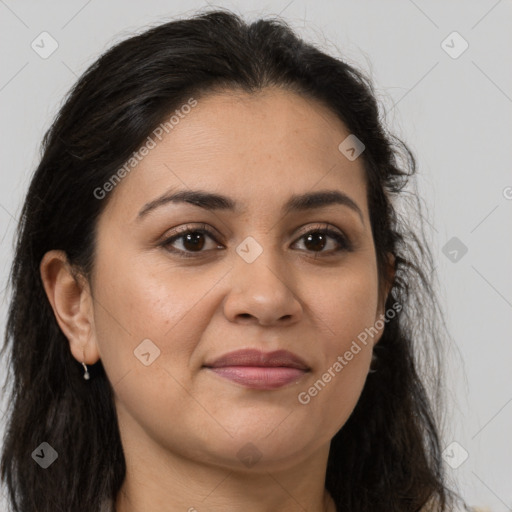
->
<box><xmin>196</xmin><ymin>425</ymin><xmax>327</xmax><ymax>473</ymax></box>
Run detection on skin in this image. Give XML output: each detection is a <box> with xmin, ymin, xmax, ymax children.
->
<box><xmin>41</xmin><ymin>87</ymin><xmax>394</xmax><ymax>512</ymax></box>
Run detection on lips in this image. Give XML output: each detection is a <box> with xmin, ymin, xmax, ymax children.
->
<box><xmin>203</xmin><ymin>349</ymin><xmax>310</xmax><ymax>390</ymax></box>
<box><xmin>204</xmin><ymin>349</ymin><xmax>310</xmax><ymax>370</ymax></box>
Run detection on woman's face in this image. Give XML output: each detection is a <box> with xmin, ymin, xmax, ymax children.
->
<box><xmin>90</xmin><ymin>87</ymin><xmax>388</xmax><ymax>471</ymax></box>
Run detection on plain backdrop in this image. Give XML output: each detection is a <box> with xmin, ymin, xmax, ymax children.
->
<box><xmin>1</xmin><ymin>1</ymin><xmax>511</xmax><ymax>510</ymax></box>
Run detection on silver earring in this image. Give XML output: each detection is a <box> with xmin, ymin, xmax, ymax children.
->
<box><xmin>81</xmin><ymin>361</ymin><xmax>90</xmax><ymax>380</ymax></box>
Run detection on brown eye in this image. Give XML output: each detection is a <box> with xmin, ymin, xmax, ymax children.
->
<box><xmin>180</xmin><ymin>231</ymin><xmax>206</xmax><ymax>251</ymax></box>
<box><xmin>304</xmin><ymin>232</ymin><xmax>328</xmax><ymax>252</ymax></box>
<box><xmin>161</xmin><ymin>225</ymin><xmax>223</xmax><ymax>258</ymax></box>
<box><xmin>161</xmin><ymin>224</ymin><xmax>351</xmax><ymax>259</ymax></box>
<box><xmin>293</xmin><ymin>228</ymin><xmax>352</xmax><ymax>255</ymax></box>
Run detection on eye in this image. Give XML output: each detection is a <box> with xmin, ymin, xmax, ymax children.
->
<box><xmin>160</xmin><ymin>224</ymin><xmax>223</xmax><ymax>258</ymax></box>
<box><xmin>292</xmin><ymin>224</ymin><xmax>352</xmax><ymax>255</ymax></box>
<box><xmin>160</xmin><ymin>223</ymin><xmax>352</xmax><ymax>258</ymax></box>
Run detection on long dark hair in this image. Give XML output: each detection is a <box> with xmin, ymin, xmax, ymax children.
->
<box><xmin>1</xmin><ymin>8</ymin><xmax>467</xmax><ymax>511</ymax></box>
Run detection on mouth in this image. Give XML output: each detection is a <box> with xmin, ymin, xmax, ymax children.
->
<box><xmin>203</xmin><ymin>349</ymin><xmax>310</xmax><ymax>390</ymax></box>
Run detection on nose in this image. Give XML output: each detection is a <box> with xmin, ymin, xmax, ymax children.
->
<box><xmin>222</xmin><ymin>248</ymin><xmax>303</xmax><ymax>327</ymax></box>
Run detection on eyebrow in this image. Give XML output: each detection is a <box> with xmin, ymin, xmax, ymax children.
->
<box><xmin>137</xmin><ymin>188</ymin><xmax>365</xmax><ymax>224</ymax></box>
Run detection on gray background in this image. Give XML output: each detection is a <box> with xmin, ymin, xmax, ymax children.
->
<box><xmin>1</xmin><ymin>0</ymin><xmax>511</xmax><ymax>510</ymax></box>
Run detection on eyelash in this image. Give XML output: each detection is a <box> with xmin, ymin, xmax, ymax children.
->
<box><xmin>159</xmin><ymin>223</ymin><xmax>353</xmax><ymax>259</ymax></box>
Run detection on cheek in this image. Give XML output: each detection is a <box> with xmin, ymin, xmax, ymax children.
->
<box><xmin>310</xmin><ymin>258</ymin><xmax>380</xmax><ymax>347</ymax></box>
<box><xmin>296</xmin><ymin>258</ymin><xmax>378</xmax><ymax>428</ymax></box>
<box><xmin>296</xmin><ymin>347</ymin><xmax>370</xmax><ymax>442</ymax></box>
<box><xmin>91</xmin><ymin>256</ymin><xmax>203</xmax><ymax>378</ymax></box>
<box><xmin>296</xmin><ymin>285</ymin><xmax>376</xmax><ymax>437</ymax></box>
<box><xmin>91</xmin><ymin>261</ymin><xmax>221</xmax><ymax>448</ymax></box>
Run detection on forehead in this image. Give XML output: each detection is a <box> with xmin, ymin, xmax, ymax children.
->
<box><xmin>102</xmin><ymin>87</ymin><xmax>369</xmax><ymax>221</ymax></box>
<box><xmin>168</xmin><ymin>87</ymin><xmax>353</xmax><ymax>163</ymax></box>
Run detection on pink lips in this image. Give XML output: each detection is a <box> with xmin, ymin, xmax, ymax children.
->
<box><xmin>203</xmin><ymin>349</ymin><xmax>310</xmax><ymax>390</ymax></box>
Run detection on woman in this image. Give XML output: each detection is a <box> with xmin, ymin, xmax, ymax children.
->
<box><xmin>0</xmin><ymin>8</ymin><xmax>469</xmax><ymax>512</ymax></box>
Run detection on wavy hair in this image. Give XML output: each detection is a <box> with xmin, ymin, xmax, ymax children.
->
<box><xmin>1</xmin><ymin>8</ymin><xmax>468</xmax><ymax>511</ymax></box>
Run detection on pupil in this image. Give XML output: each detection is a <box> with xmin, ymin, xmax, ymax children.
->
<box><xmin>184</xmin><ymin>232</ymin><xmax>205</xmax><ymax>251</ymax></box>
<box><xmin>305</xmin><ymin>232</ymin><xmax>326</xmax><ymax>251</ymax></box>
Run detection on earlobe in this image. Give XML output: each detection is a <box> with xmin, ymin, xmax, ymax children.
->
<box><xmin>39</xmin><ymin>250</ymin><xmax>100</xmax><ymax>365</ymax></box>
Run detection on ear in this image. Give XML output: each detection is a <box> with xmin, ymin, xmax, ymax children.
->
<box><xmin>373</xmin><ymin>252</ymin><xmax>396</xmax><ymax>345</ymax></box>
<box><xmin>40</xmin><ymin>250</ymin><xmax>100</xmax><ymax>365</ymax></box>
